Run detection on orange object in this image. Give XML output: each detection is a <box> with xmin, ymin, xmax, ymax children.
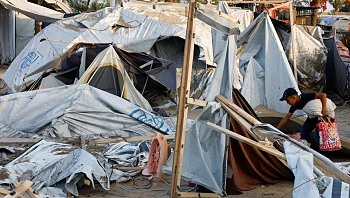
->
<box><xmin>142</xmin><ymin>132</ymin><xmax>171</xmax><ymax>181</ymax></box>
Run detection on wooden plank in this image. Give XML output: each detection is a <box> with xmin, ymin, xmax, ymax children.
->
<box><xmin>116</xmin><ymin>166</ymin><xmax>145</xmax><ymax>171</ymax></box>
<box><xmin>0</xmin><ymin>189</ymin><xmax>10</xmax><ymax>195</ymax></box>
<box><xmin>177</xmin><ymin>192</ymin><xmax>221</xmax><ymax>197</ymax></box>
<box><xmin>5</xmin><ymin>180</ymin><xmax>32</xmax><ymax>198</ymax></box>
<box><xmin>290</xmin><ymin>3</ymin><xmax>298</xmax><ymax>81</ymax></box>
<box><xmin>13</xmin><ymin>181</ymin><xmax>38</xmax><ymax>198</ymax></box>
<box><xmin>170</xmin><ymin>0</ymin><xmax>197</xmax><ymax>197</ymax></box>
<box><xmin>195</xmin><ymin>4</ymin><xmax>240</xmax><ymax>35</ymax></box>
<box><xmin>220</xmin><ymin>102</ymin><xmax>261</xmax><ymax>141</ymax></box>
<box><xmin>207</xmin><ymin>122</ymin><xmax>287</xmax><ymax>160</ymax></box>
<box><xmin>340</xmin><ymin>136</ymin><xmax>350</xmax><ymax>150</ymax></box>
<box><xmin>186</xmin><ymin>97</ymin><xmax>208</xmax><ymax>107</ymax></box>
<box><xmin>268</xmin><ymin>1</ymin><xmax>291</xmax><ymax>11</ymax></box>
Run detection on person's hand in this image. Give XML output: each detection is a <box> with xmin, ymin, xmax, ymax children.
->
<box><xmin>321</xmin><ymin>109</ymin><xmax>327</xmax><ymax>117</ymax></box>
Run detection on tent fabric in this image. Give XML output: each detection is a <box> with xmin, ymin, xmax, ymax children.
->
<box><xmin>0</xmin><ymin>0</ymin><xmax>64</xmax><ymax>23</ymax></box>
<box><xmin>1</xmin><ymin>5</ymin><xmax>213</xmax><ymax>93</ymax></box>
<box><xmin>226</xmin><ymin>89</ymin><xmax>294</xmax><ymax>194</ymax></box>
<box><xmin>324</xmin><ymin>37</ymin><xmax>350</xmax><ymax>99</ymax></box>
<box><xmin>77</xmin><ymin>46</ymin><xmax>152</xmax><ymax>112</ymax></box>
<box><xmin>1</xmin><ymin>8</ymin><xmax>113</xmax><ymax>93</ymax></box>
<box><xmin>163</xmin><ymin>102</ymin><xmax>227</xmax><ymax>196</ymax></box>
<box><xmin>237</xmin><ymin>12</ymin><xmax>300</xmax><ymax>114</ymax></box>
<box><xmin>285</xmin><ymin>25</ymin><xmax>327</xmax><ymax>92</ymax></box>
<box><xmin>241</xmin><ymin>57</ymin><xmax>265</xmax><ymax>109</ymax></box>
<box><xmin>15</xmin><ymin>12</ymin><xmax>35</xmax><ymax>56</ymax></box>
<box><xmin>0</xmin><ymin>140</ymin><xmax>110</xmax><ymax>196</ymax></box>
<box><xmin>0</xmin><ymin>5</ymin><xmax>15</xmax><ymax>65</ymax></box>
<box><xmin>0</xmin><ymin>84</ymin><xmax>175</xmax><ymax>138</ymax></box>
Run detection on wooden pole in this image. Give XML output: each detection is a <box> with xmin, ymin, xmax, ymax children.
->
<box><xmin>289</xmin><ymin>3</ymin><xmax>298</xmax><ymax>82</ymax></box>
<box><xmin>170</xmin><ymin>0</ymin><xmax>196</xmax><ymax>197</ymax></box>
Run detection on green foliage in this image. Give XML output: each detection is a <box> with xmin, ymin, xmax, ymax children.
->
<box><xmin>67</xmin><ymin>0</ymin><xmax>110</xmax><ymax>13</ymax></box>
<box><xmin>328</xmin><ymin>0</ymin><xmax>345</xmax><ymax>11</ymax></box>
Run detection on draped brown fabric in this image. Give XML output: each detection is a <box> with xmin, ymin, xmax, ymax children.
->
<box><xmin>226</xmin><ymin>89</ymin><xmax>294</xmax><ymax>194</ymax></box>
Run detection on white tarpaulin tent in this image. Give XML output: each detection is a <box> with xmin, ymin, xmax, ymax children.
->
<box><xmin>1</xmin><ymin>5</ymin><xmax>215</xmax><ymax>94</ymax></box>
<box><xmin>1</xmin><ymin>8</ymin><xmax>114</xmax><ymax>93</ymax></box>
<box><xmin>0</xmin><ymin>84</ymin><xmax>175</xmax><ymax>138</ymax></box>
<box><xmin>0</xmin><ymin>5</ymin><xmax>15</xmax><ymax>65</ymax></box>
<box><xmin>237</xmin><ymin>12</ymin><xmax>300</xmax><ymax>113</ymax></box>
<box><xmin>0</xmin><ymin>0</ymin><xmax>64</xmax><ymax>23</ymax></box>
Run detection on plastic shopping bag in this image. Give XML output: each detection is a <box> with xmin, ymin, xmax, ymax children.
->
<box><xmin>316</xmin><ymin>117</ymin><xmax>342</xmax><ymax>151</ymax></box>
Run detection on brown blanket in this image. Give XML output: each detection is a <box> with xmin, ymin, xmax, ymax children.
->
<box><xmin>226</xmin><ymin>89</ymin><xmax>294</xmax><ymax>194</ymax></box>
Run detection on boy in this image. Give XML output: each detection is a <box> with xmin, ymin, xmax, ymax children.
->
<box><xmin>277</xmin><ymin>88</ymin><xmax>327</xmax><ymax>145</ymax></box>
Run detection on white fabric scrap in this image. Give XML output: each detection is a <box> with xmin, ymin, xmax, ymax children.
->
<box><xmin>283</xmin><ymin>141</ymin><xmax>319</xmax><ymax>198</ymax></box>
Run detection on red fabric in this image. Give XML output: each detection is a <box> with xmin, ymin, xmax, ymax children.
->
<box><xmin>226</xmin><ymin>90</ymin><xmax>294</xmax><ymax>194</ymax></box>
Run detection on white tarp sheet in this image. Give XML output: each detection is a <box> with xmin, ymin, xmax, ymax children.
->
<box><xmin>0</xmin><ymin>0</ymin><xmax>64</xmax><ymax>23</ymax></box>
<box><xmin>237</xmin><ymin>12</ymin><xmax>300</xmax><ymax>114</ymax></box>
<box><xmin>0</xmin><ymin>84</ymin><xmax>175</xmax><ymax>138</ymax></box>
<box><xmin>0</xmin><ymin>140</ymin><xmax>110</xmax><ymax>196</ymax></box>
<box><xmin>241</xmin><ymin>57</ymin><xmax>265</xmax><ymax>109</ymax></box>
<box><xmin>15</xmin><ymin>12</ymin><xmax>34</xmax><ymax>56</ymax></box>
<box><xmin>1</xmin><ymin>6</ymin><xmax>215</xmax><ymax>94</ymax></box>
<box><xmin>0</xmin><ymin>5</ymin><xmax>15</xmax><ymax>65</ymax></box>
<box><xmin>1</xmin><ymin>8</ymin><xmax>114</xmax><ymax>93</ymax></box>
<box><xmin>163</xmin><ymin>102</ymin><xmax>226</xmax><ymax>196</ymax></box>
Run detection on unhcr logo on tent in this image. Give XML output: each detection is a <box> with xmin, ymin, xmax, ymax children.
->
<box><xmin>20</xmin><ymin>52</ymin><xmax>41</xmax><ymax>69</ymax></box>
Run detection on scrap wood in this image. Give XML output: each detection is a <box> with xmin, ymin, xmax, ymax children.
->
<box><xmin>216</xmin><ymin>95</ymin><xmax>350</xmax><ymax>184</ymax></box>
<box><xmin>206</xmin><ymin>122</ymin><xmax>287</xmax><ymax>160</ymax></box>
<box><xmin>0</xmin><ymin>188</ymin><xmax>10</xmax><ymax>195</ymax></box>
<box><xmin>4</xmin><ymin>180</ymin><xmax>38</xmax><ymax>198</ymax></box>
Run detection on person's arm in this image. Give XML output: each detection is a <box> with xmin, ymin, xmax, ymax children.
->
<box><xmin>316</xmin><ymin>93</ymin><xmax>327</xmax><ymax>116</ymax></box>
<box><xmin>277</xmin><ymin>112</ymin><xmax>293</xmax><ymax>130</ymax></box>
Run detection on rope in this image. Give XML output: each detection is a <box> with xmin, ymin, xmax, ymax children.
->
<box><xmin>279</xmin><ymin>176</ymin><xmax>321</xmax><ymax>198</ymax></box>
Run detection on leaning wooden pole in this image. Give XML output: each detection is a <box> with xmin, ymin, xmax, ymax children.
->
<box><xmin>170</xmin><ymin>0</ymin><xmax>197</xmax><ymax>197</ymax></box>
<box><xmin>289</xmin><ymin>3</ymin><xmax>298</xmax><ymax>82</ymax></box>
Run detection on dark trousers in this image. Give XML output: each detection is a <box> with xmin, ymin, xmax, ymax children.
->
<box><xmin>300</xmin><ymin>117</ymin><xmax>320</xmax><ymax>146</ymax></box>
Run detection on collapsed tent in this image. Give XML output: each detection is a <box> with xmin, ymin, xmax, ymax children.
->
<box><xmin>0</xmin><ymin>5</ymin><xmax>213</xmax><ymax>94</ymax></box>
<box><xmin>276</xmin><ymin>24</ymin><xmax>327</xmax><ymax>92</ymax></box>
<box><xmin>237</xmin><ymin>12</ymin><xmax>300</xmax><ymax>113</ymax></box>
<box><xmin>77</xmin><ymin>46</ymin><xmax>152</xmax><ymax>111</ymax></box>
<box><xmin>0</xmin><ymin>84</ymin><xmax>175</xmax><ymax>138</ymax></box>
<box><xmin>1</xmin><ymin>8</ymin><xmax>114</xmax><ymax>93</ymax></box>
<box><xmin>324</xmin><ymin>37</ymin><xmax>350</xmax><ymax>99</ymax></box>
<box><xmin>25</xmin><ymin>42</ymin><xmax>176</xmax><ymax>108</ymax></box>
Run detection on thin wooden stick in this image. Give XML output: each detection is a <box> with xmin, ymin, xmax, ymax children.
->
<box><xmin>207</xmin><ymin>122</ymin><xmax>287</xmax><ymax>160</ymax></box>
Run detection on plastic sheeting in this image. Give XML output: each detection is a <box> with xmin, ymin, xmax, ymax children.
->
<box><xmin>15</xmin><ymin>12</ymin><xmax>34</xmax><ymax>56</ymax></box>
<box><xmin>0</xmin><ymin>5</ymin><xmax>15</xmax><ymax>65</ymax></box>
<box><xmin>0</xmin><ymin>84</ymin><xmax>175</xmax><ymax>138</ymax></box>
<box><xmin>241</xmin><ymin>57</ymin><xmax>265</xmax><ymax>109</ymax></box>
<box><xmin>324</xmin><ymin>37</ymin><xmax>350</xmax><ymax>99</ymax></box>
<box><xmin>237</xmin><ymin>12</ymin><xmax>300</xmax><ymax>114</ymax></box>
<box><xmin>163</xmin><ymin>102</ymin><xmax>227</xmax><ymax>196</ymax></box>
<box><xmin>0</xmin><ymin>0</ymin><xmax>64</xmax><ymax>23</ymax></box>
<box><xmin>77</xmin><ymin>46</ymin><xmax>152</xmax><ymax>112</ymax></box>
<box><xmin>0</xmin><ymin>140</ymin><xmax>110</xmax><ymax>196</ymax></box>
<box><xmin>1</xmin><ymin>8</ymin><xmax>114</xmax><ymax>93</ymax></box>
<box><xmin>286</xmin><ymin>25</ymin><xmax>327</xmax><ymax>92</ymax></box>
